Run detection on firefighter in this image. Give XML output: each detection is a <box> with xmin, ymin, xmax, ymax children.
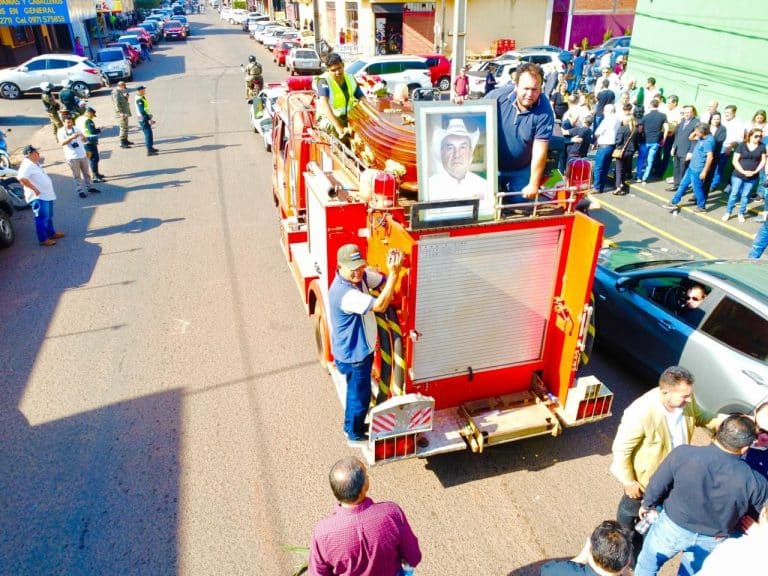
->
<box><xmin>315</xmin><ymin>52</ymin><xmax>365</xmax><ymax>139</ymax></box>
<box><xmin>244</xmin><ymin>54</ymin><xmax>263</xmax><ymax>101</ymax></box>
<box><xmin>40</xmin><ymin>82</ymin><xmax>63</xmax><ymax>137</ymax></box>
<box><xmin>76</xmin><ymin>107</ymin><xmax>105</xmax><ymax>182</ymax></box>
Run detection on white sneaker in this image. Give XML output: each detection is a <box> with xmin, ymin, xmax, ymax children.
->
<box><xmin>738</xmin><ymin>213</ymin><xmax>746</xmax><ymax>223</ymax></box>
<box><xmin>666</xmin><ymin>177</ymin><xmax>674</xmax><ymax>184</ymax></box>
<box><xmin>721</xmin><ymin>213</ymin><xmax>730</xmax><ymax>222</ymax></box>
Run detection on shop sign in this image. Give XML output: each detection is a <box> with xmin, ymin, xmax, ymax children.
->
<box><xmin>0</xmin><ymin>0</ymin><xmax>70</xmax><ymax>26</ymax></box>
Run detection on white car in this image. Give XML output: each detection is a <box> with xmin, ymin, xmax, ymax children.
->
<box><xmin>346</xmin><ymin>55</ymin><xmax>432</xmax><ymax>96</ymax></box>
<box><xmin>250</xmin><ymin>84</ymin><xmax>286</xmax><ymax>152</ymax></box>
<box><xmin>499</xmin><ymin>49</ymin><xmax>566</xmax><ymax>75</ymax></box>
<box><xmin>257</xmin><ymin>25</ymin><xmax>285</xmax><ymax>44</ymax></box>
<box><xmin>467</xmin><ymin>61</ymin><xmax>517</xmax><ymax>98</ymax></box>
<box><xmin>0</xmin><ymin>54</ymin><xmax>107</xmax><ymax>99</ymax></box>
<box><xmin>264</xmin><ymin>29</ymin><xmax>299</xmax><ymax>49</ymax></box>
<box><xmin>219</xmin><ymin>7</ymin><xmax>233</xmax><ymax>21</ymax></box>
<box><xmin>250</xmin><ymin>20</ymin><xmax>276</xmax><ymax>37</ymax></box>
<box><xmin>94</xmin><ymin>48</ymin><xmax>132</xmax><ymax>82</ymax></box>
<box><xmin>286</xmin><ymin>47</ymin><xmax>322</xmax><ymax>76</ymax></box>
<box><xmin>228</xmin><ymin>9</ymin><xmax>248</xmax><ymax>25</ymax></box>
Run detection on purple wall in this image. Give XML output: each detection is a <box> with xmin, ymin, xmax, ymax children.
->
<box><xmin>562</xmin><ymin>14</ymin><xmax>635</xmax><ymax>50</ymax></box>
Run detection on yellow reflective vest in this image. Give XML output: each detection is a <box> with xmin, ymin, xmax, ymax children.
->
<box><xmin>320</xmin><ymin>71</ymin><xmax>358</xmax><ymax>119</ymax></box>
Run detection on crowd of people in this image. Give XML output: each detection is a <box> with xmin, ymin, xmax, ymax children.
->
<box><xmin>542</xmin><ymin>51</ymin><xmax>768</xmax><ymax>257</ymax></box>
<box><xmin>16</xmin><ymin>79</ymin><xmax>159</xmax><ymax>248</ymax></box>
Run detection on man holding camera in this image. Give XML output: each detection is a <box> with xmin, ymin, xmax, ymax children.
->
<box><xmin>58</xmin><ymin>114</ymin><xmax>100</xmax><ymax>199</ymax></box>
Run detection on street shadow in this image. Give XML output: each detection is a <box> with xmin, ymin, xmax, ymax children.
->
<box><xmin>155</xmin><ymin>135</ymin><xmax>212</xmax><ymax>145</ymax></box>
<box><xmin>86</xmin><ymin>216</ymin><xmax>185</xmax><ymax>237</ymax></box>
<box><xmin>156</xmin><ymin>143</ymin><xmax>236</xmax><ymax>154</ymax></box>
<box><xmin>507</xmin><ymin>558</ymin><xmax>567</xmax><ymax>575</ymax></box>
<box><xmin>1</xmin><ymin>116</ymin><xmax>48</xmax><ymax>128</ymax></box>
<box><xmin>590</xmin><ymin>204</ymin><xmax>624</xmax><ymax>238</ymax></box>
<box><xmin>101</xmin><ymin>166</ymin><xmax>195</xmax><ymax>181</ymax></box>
<box><xmin>0</xmin><ymin>171</ymin><xmax>181</xmax><ymax>573</ymax></box>
<box><xmin>0</xmin><ymin>392</ymin><xmax>181</xmax><ymax>574</ymax></box>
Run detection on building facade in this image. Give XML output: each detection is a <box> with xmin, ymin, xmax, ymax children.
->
<box><xmin>626</xmin><ymin>0</ymin><xmax>767</xmax><ymax>116</ymax></box>
<box><xmin>0</xmin><ymin>0</ymin><xmax>134</xmax><ymax>66</ymax></box>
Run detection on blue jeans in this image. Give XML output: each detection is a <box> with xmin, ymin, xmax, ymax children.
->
<box><xmin>636</xmin><ymin>142</ymin><xmax>660</xmax><ymax>181</ymax></box>
<box><xmin>725</xmin><ymin>175</ymin><xmax>756</xmax><ymax>215</ymax></box>
<box><xmin>335</xmin><ymin>353</ymin><xmax>374</xmax><ymax>440</ymax></box>
<box><xmin>499</xmin><ymin>166</ymin><xmax>531</xmax><ymax>205</ymax></box>
<box><xmin>671</xmin><ymin>167</ymin><xmax>706</xmax><ymax>209</ymax></box>
<box><xmin>748</xmin><ymin>220</ymin><xmax>768</xmax><ymax>258</ymax></box>
<box><xmin>635</xmin><ymin>510</ymin><xmax>723</xmax><ymax>576</ymax></box>
<box><xmin>593</xmin><ymin>145</ymin><xmax>614</xmax><ymax>192</ymax></box>
<box><xmin>30</xmin><ymin>199</ymin><xmax>55</xmax><ymax>243</ymax></box>
<box><xmin>710</xmin><ymin>151</ymin><xmax>732</xmax><ymax>190</ymax></box>
<box><xmin>140</xmin><ymin>120</ymin><xmax>154</xmax><ymax>150</ymax></box>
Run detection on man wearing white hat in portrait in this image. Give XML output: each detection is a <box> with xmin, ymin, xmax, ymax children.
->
<box><xmin>427</xmin><ymin>117</ymin><xmax>490</xmax><ymax>215</ymax></box>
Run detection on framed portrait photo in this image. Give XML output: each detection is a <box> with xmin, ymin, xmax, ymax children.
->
<box><xmin>414</xmin><ymin>100</ymin><xmax>498</xmax><ymax>222</ymax></box>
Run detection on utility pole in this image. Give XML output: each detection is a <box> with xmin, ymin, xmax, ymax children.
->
<box><xmin>313</xmin><ymin>0</ymin><xmax>321</xmax><ymax>55</ymax></box>
<box><xmin>450</xmin><ymin>0</ymin><xmax>467</xmax><ymax>100</ymax></box>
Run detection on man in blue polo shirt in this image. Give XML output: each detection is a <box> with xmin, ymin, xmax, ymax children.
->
<box><xmin>663</xmin><ymin>122</ymin><xmax>714</xmax><ymax>213</ymax></box>
<box><xmin>329</xmin><ymin>244</ymin><xmax>403</xmax><ymax>446</ymax></box>
<box><xmin>486</xmin><ymin>62</ymin><xmax>555</xmax><ymax>207</ymax></box>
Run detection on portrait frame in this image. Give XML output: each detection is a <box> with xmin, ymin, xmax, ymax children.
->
<box><xmin>414</xmin><ymin>100</ymin><xmax>498</xmax><ymax>222</ymax></box>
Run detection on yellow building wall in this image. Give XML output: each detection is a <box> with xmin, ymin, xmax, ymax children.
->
<box><xmin>324</xmin><ymin>1</ymin><xmax>550</xmax><ymax>59</ymax></box>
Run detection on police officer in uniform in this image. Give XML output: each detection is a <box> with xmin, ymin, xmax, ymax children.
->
<box><xmin>112</xmin><ymin>80</ymin><xmax>133</xmax><ymax>148</ymax></box>
<box><xmin>76</xmin><ymin>107</ymin><xmax>105</xmax><ymax>182</ymax></box>
<box><xmin>315</xmin><ymin>52</ymin><xmax>365</xmax><ymax>139</ymax></box>
<box><xmin>40</xmin><ymin>82</ymin><xmax>63</xmax><ymax>138</ymax></box>
<box><xmin>134</xmin><ymin>85</ymin><xmax>159</xmax><ymax>156</ymax></box>
<box><xmin>58</xmin><ymin>80</ymin><xmax>80</xmax><ymax>118</ymax></box>
<box><xmin>244</xmin><ymin>54</ymin><xmax>262</xmax><ymax>101</ymax></box>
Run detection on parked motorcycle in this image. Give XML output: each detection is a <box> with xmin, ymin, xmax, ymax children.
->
<box><xmin>0</xmin><ymin>166</ymin><xmax>29</xmax><ymax>210</ymax></box>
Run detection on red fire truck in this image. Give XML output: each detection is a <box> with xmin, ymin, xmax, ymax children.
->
<box><xmin>270</xmin><ymin>87</ymin><xmax>612</xmax><ymax>465</ymax></box>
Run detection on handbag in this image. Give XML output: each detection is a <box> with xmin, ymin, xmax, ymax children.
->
<box><xmin>612</xmin><ymin>128</ymin><xmax>635</xmax><ymax>159</ymax></box>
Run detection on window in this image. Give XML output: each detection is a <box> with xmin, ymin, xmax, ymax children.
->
<box><xmin>24</xmin><ymin>59</ymin><xmax>47</xmax><ymax>72</ymax></box>
<box><xmin>379</xmin><ymin>62</ymin><xmax>402</xmax><ymax>74</ymax></box>
<box><xmin>365</xmin><ymin>63</ymin><xmax>383</xmax><ymax>75</ymax></box>
<box><xmin>47</xmin><ymin>59</ymin><xmax>76</xmax><ymax>70</ymax></box>
<box><xmin>701</xmin><ymin>298</ymin><xmax>768</xmax><ymax>362</ymax></box>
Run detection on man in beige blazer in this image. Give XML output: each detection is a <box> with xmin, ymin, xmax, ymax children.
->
<box><xmin>610</xmin><ymin>365</ymin><xmax>722</xmax><ymax>565</ymax></box>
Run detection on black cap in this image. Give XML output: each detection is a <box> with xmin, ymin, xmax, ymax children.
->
<box><xmin>23</xmin><ymin>144</ymin><xmax>38</xmax><ymax>156</ymax></box>
<box><xmin>86</xmin><ymin>107</ymin><xmax>96</xmax><ymax>115</ymax></box>
<box><xmin>136</xmin><ymin>85</ymin><xmax>146</xmax><ymax>91</ymax></box>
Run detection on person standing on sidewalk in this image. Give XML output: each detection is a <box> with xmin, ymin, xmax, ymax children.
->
<box><xmin>663</xmin><ymin>122</ymin><xmax>714</xmax><ymax>213</ymax></box>
<box><xmin>134</xmin><ymin>85</ymin><xmax>159</xmax><ymax>156</ymax></box>
<box><xmin>58</xmin><ymin>114</ymin><xmax>100</xmax><ymax>199</ymax></box>
<box><xmin>76</xmin><ymin>107</ymin><xmax>106</xmax><ymax>183</ymax></box>
<box><xmin>112</xmin><ymin>81</ymin><xmax>133</xmax><ymax>148</ymax></box>
<box><xmin>610</xmin><ymin>366</ymin><xmax>721</xmax><ymax>568</ymax></box>
<box><xmin>17</xmin><ymin>145</ymin><xmax>64</xmax><ymax>247</ymax></box>
<box><xmin>309</xmin><ymin>456</ymin><xmax>422</xmax><ymax>575</ymax></box>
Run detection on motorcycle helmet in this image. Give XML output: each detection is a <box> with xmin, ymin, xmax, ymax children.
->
<box><xmin>40</xmin><ymin>81</ymin><xmax>53</xmax><ymax>92</ymax></box>
<box><xmin>61</xmin><ymin>79</ymin><xmax>72</xmax><ymax>88</ymax></box>
<box><xmin>248</xmin><ymin>54</ymin><xmax>256</xmax><ymax>63</ymax></box>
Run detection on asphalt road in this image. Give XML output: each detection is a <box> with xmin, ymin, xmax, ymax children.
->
<box><xmin>0</xmin><ymin>13</ymin><xmax>733</xmax><ymax>576</ymax></box>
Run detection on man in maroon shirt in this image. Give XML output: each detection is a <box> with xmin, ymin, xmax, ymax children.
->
<box><xmin>309</xmin><ymin>457</ymin><xmax>422</xmax><ymax>575</ymax></box>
